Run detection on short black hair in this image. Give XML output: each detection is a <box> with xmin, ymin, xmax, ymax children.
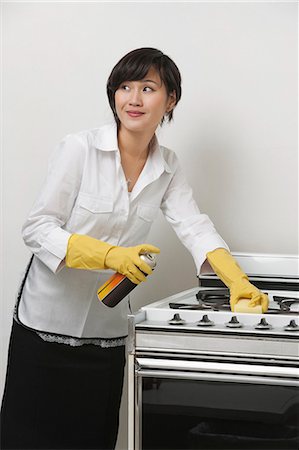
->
<box><xmin>106</xmin><ymin>47</ymin><xmax>182</xmax><ymax>127</ymax></box>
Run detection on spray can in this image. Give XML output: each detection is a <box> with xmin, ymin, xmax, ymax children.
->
<box><xmin>97</xmin><ymin>253</ymin><xmax>157</xmax><ymax>308</ymax></box>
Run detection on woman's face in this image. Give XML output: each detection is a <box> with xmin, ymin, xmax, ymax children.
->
<box><xmin>114</xmin><ymin>67</ymin><xmax>175</xmax><ymax>134</ymax></box>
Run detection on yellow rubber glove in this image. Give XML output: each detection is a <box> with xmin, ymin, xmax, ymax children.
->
<box><xmin>65</xmin><ymin>234</ymin><xmax>114</xmax><ymax>270</ymax></box>
<box><xmin>105</xmin><ymin>244</ymin><xmax>160</xmax><ymax>284</ymax></box>
<box><xmin>66</xmin><ymin>234</ymin><xmax>160</xmax><ymax>285</ymax></box>
<box><xmin>206</xmin><ymin>248</ymin><xmax>269</xmax><ymax>313</ymax></box>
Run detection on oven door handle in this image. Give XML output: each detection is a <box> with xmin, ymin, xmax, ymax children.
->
<box><xmin>135</xmin><ymin>358</ymin><xmax>299</xmax><ymax>387</ymax></box>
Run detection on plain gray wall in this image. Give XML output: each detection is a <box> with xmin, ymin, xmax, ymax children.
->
<box><xmin>1</xmin><ymin>2</ymin><xmax>298</xmax><ymax>449</ymax></box>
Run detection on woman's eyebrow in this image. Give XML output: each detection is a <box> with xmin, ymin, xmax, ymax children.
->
<box><xmin>142</xmin><ymin>79</ymin><xmax>160</xmax><ymax>85</ymax></box>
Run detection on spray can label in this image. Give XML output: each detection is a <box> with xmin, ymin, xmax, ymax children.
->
<box><xmin>97</xmin><ymin>253</ymin><xmax>156</xmax><ymax>307</ymax></box>
<box><xmin>97</xmin><ymin>272</ymin><xmax>127</xmax><ymax>302</ymax></box>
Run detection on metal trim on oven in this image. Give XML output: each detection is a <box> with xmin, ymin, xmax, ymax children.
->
<box><xmin>136</xmin><ymin>357</ymin><xmax>299</xmax><ymax>380</ymax></box>
<box><xmin>136</xmin><ymin>347</ymin><xmax>299</xmax><ymax>364</ymax></box>
<box><xmin>136</xmin><ymin>369</ymin><xmax>299</xmax><ymax>387</ymax></box>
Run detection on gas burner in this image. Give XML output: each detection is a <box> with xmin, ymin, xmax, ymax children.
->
<box><xmin>255</xmin><ymin>318</ymin><xmax>272</xmax><ymax>330</ymax></box>
<box><xmin>273</xmin><ymin>296</ymin><xmax>299</xmax><ymax>312</ymax></box>
<box><xmin>169</xmin><ymin>288</ymin><xmax>231</xmax><ymax>311</ymax></box>
<box><xmin>197</xmin><ymin>314</ymin><xmax>215</xmax><ymax>327</ymax></box>
<box><xmin>225</xmin><ymin>316</ymin><xmax>243</xmax><ymax>328</ymax></box>
<box><xmin>168</xmin><ymin>313</ymin><xmax>186</xmax><ymax>325</ymax></box>
<box><xmin>284</xmin><ymin>320</ymin><xmax>299</xmax><ymax>332</ymax></box>
<box><xmin>196</xmin><ymin>288</ymin><xmax>229</xmax><ymax>302</ymax></box>
<box><xmin>169</xmin><ymin>302</ymin><xmax>211</xmax><ymax>310</ymax></box>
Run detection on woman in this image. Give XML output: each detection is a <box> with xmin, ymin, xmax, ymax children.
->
<box><xmin>0</xmin><ymin>48</ymin><xmax>268</xmax><ymax>449</ymax></box>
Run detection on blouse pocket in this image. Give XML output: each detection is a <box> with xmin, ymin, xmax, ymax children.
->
<box><xmin>67</xmin><ymin>193</ymin><xmax>113</xmax><ymax>235</ymax></box>
<box><xmin>127</xmin><ymin>202</ymin><xmax>160</xmax><ymax>244</ymax></box>
<box><xmin>136</xmin><ymin>203</ymin><xmax>159</xmax><ymax>223</ymax></box>
<box><xmin>77</xmin><ymin>194</ymin><xmax>113</xmax><ymax>215</ymax></box>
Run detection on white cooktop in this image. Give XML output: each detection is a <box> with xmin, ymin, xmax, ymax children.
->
<box><xmin>138</xmin><ymin>286</ymin><xmax>299</xmax><ymax>337</ymax></box>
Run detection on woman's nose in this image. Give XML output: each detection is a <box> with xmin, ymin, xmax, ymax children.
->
<box><xmin>129</xmin><ymin>88</ymin><xmax>143</xmax><ymax>106</ymax></box>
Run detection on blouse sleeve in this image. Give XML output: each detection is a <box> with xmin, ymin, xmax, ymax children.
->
<box><xmin>160</xmin><ymin>154</ymin><xmax>229</xmax><ymax>274</ymax></box>
<box><xmin>22</xmin><ymin>134</ymin><xmax>86</xmax><ymax>273</ymax></box>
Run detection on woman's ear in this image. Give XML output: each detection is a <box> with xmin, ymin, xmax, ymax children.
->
<box><xmin>167</xmin><ymin>91</ymin><xmax>177</xmax><ymax>112</ymax></box>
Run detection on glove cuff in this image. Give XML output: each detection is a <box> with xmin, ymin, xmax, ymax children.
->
<box><xmin>66</xmin><ymin>234</ymin><xmax>114</xmax><ymax>270</ymax></box>
<box><xmin>206</xmin><ymin>248</ymin><xmax>249</xmax><ymax>288</ymax></box>
<box><xmin>103</xmin><ymin>245</ymin><xmax>118</xmax><ymax>269</ymax></box>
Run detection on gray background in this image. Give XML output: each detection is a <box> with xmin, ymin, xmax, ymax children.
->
<box><xmin>1</xmin><ymin>1</ymin><xmax>298</xmax><ymax>448</ymax></box>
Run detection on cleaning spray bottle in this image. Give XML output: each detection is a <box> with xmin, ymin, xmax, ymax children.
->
<box><xmin>97</xmin><ymin>253</ymin><xmax>157</xmax><ymax>307</ymax></box>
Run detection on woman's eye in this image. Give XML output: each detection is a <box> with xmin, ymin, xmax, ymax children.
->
<box><xmin>144</xmin><ymin>86</ymin><xmax>153</xmax><ymax>92</ymax></box>
<box><xmin>120</xmin><ymin>85</ymin><xmax>130</xmax><ymax>91</ymax></box>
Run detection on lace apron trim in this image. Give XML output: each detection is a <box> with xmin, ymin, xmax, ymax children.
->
<box><xmin>36</xmin><ymin>332</ymin><xmax>127</xmax><ymax>347</ymax></box>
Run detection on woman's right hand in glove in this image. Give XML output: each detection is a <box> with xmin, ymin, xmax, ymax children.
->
<box><xmin>104</xmin><ymin>244</ymin><xmax>160</xmax><ymax>284</ymax></box>
<box><xmin>66</xmin><ymin>234</ymin><xmax>160</xmax><ymax>284</ymax></box>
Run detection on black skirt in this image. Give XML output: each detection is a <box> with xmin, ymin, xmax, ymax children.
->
<box><xmin>0</xmin><ymin>320</ymin><xmax>126</xmax><ymax>450</ymax></box>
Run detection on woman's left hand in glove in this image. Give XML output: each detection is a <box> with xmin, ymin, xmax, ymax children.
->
<box><xmin>206</xmin><ymin>248</ymin><xmax>269</xmax><ymax>312</ymax></box>
<box><xmin>228</xmin><ymin>276</ymin><xmax>269</xmax><ymax>312</ymax></box>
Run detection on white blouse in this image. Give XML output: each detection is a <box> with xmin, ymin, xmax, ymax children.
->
<box><xmin>16</xmin><ymin>122</ymin><xmax>228</xmax><ymax>340</ymax></box>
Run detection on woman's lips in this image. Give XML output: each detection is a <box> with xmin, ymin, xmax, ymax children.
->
<box><xmin>127</xmin><ymin>111</ymin><xmax>144</xmax><ymax>118</ymax></box>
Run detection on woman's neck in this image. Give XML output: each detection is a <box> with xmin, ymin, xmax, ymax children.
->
<box><xmin>117</xmin><ymin>125</ymin><xmax>156</xmax><ymax>192</ymax></box>
<box><xmin>117</xmin><ymin>126</ymin><xmax>155</xmax><ymax>158</ymax></box>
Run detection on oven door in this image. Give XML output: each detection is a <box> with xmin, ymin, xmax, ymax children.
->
<box><xmin>134</xmin><ymin>355</ymin><xmax>299</xmax><ymax>450</ymax></box>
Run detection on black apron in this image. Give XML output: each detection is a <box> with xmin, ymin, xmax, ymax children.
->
<box><xmin>1</xmin><ymin>298</ymin><xmax>125</xmax><ymax>450</ymax></box>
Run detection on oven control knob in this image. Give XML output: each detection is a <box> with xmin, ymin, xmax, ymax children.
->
<box><xmin>168</xmin><ymin>313</ymin><xmax>186</xmax><ymax>325</ymax></box>
<box><xmin>225</xmin><ymin>316</ymin><xmax>243</xmax><ymax>328</ymax></box>
<box><xmin>255</xmin><ymin>318</ymin><xmax>272</xmax><ymax>330</ymax></box>
<box><xmin>197</xmin><ymin>314</ymin><xmax>215</xmax><ymax>327</ymax></box>
<box><xmin>284</xmin><ymin>320</ymin><xmax>299</xmax><ymax>331</ymax></box>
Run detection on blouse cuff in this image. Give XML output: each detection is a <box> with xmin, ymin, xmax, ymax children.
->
<box><xmin>190</xmin><ymin>234</ymin><xmax>230</xmax><ymax>276</ymax></box>
<box><xmin>38</xmin><ymin>228</ymin><xmax>72</xmax><ymax>273</ymax></box>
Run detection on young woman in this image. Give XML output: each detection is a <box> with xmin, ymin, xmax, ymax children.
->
<box><xmin>0</xmin><ymin>48</ymin><xmax>268</xmax><ymax>449</ymax></box>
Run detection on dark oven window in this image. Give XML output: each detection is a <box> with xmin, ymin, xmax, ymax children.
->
<box><xmin>141</xmin><ymin>377</ymin><xmax>299</xmax><ymax>450</ymax></box>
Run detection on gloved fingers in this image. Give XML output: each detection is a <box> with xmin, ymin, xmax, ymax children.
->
<box><xmin>247</xmin><ymin>292</ymin><xmax>261</xmax><ymax>307</ymax></box>
<box><xmin>230</xmin><ymin>291</ymin><xmax>252</xmax><ymax>311</ymax></box>
<box><xmin>132</xmin><ymin>244</ymin><xmax>159</xmax><ymax>275</ymax></box>
<box><xmin>125</xmin><ymin>272</ymin><xmax>141</xmax><ymax>285</ymax></box>
<box><xmin>248</xmin><ymin>293</ymin><xmax>269</xmax><ymax>312</ymax></box>
<box><xmin>230</xmin><ymin>291</ymin><xmax>249</xmax><ymax>305</ymax></box>
<box><xmin>247</xmin><ymin>288</ymin><xmax>264</xmax><ymax>306</ymax></box>
<box><xmin>229</xmin><ymin>300</ymin><xmax>237</xmax><ymax>312</ymax></box>
<box><xmin>229</xmin><ymin>296</ymin><xmax>240</xmax><ymax>312</ymax></box>
<box><xmin>132</xmin><ymin>268</ymin><xmax>147</xmax><ymax>283</ymax></box>
<box><xmin>261</xmin><ymin>293</ymin><xmax>269</xmax><ymax>312</ymax></box>
<box><xmin>136</xmin><ymin>244</ymin><xmax>160</xmax><ymax>255</ymax></box>
<box><xmin>126</xmin><ymin>265</ymin><xmax>147</xmax><ymax>284</ymax></box>
<box><xmin>132</xmin><ymin>256</ymin><xmax>153</xmax><ymax>276</ymax></box>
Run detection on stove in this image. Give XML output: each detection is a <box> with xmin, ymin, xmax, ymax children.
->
<box><xmin>130</xmin><ymin>253</ymin><xmax>299</xmax><ymax>358</ymax></box>
<box><xmin>128</xmin><ymin>253</ymin><xmax>299</xmax><ymax>450</ymax></box>
<box><xmin>136</xmin><ymin>287</ymin><xmax>299</xmax><ymax>336</ymax></box>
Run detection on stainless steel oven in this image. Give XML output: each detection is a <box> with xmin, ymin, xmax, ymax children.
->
<box><xmin>133</xmin><ymin>350</ymin><xmax>298</xmax><ymax>449</ymax></box>
<box><xmin>128</xmin><ymin>253</ymin><xmax>299</xmax><ymax>450</ymax></box>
